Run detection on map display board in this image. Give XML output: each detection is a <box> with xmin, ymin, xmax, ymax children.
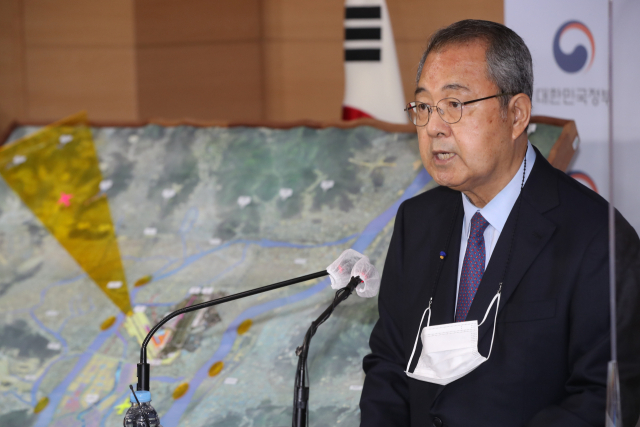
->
<box><xmin>0</xmin><ymin>116</ymin><xmax>433</xmax><ymax>427</ymax></box>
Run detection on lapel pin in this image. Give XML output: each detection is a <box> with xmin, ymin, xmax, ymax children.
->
<box><xmin>439</xmin><ymin>251</ymin><xmax>446</xmax><ymax>260</ymax></box>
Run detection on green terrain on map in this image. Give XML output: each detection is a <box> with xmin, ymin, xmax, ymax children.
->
<box><xmin>0</xmin><ymin>122</ymin><xmax>434</xmax><ymax>427</ymax></box>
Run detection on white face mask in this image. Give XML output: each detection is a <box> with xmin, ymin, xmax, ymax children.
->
<box><xmin>404</xmin><ymin>288</ymin><xmax>501</xmax><ymax>386</ymax></box>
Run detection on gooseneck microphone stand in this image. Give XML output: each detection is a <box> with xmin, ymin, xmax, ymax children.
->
<box><xmin>292</xmin><ymin>276</ymin><xmax>362</xmax><ymax>427</ymax></box>
<box><xmin>135</xmin><ymin>270</ymin><xmax>329</xmax><ymax>392</ymax></box>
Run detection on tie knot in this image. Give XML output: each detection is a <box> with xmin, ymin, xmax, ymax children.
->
<box><xmin>470</xmin><ymin>212</ymin><xmax>490</xmax><ymax>237</ymax></box>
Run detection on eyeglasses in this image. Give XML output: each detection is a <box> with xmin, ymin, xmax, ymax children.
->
<box><xmin>404</xmin><ymin>93</ymin><xmax>514</xmax><ymax>127</ymax></box>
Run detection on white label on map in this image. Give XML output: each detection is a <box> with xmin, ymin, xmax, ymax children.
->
<box><xmin>237</xmin><ymin>196</ymin><xmax>252</xmax><ymax>209</ymax></box>
<box><xmin>279</xmin><ymin>188</ymin><xmax>293</xmax><ymax>200</ymax></box>
<box><xmin>12</xmin><ymin>155</ymin><xmax>27</xmax><ymax>165</ymax></box>
<box><xmin>45</xmin><ymin>310</ymin><xmax>58</xmax><ymax>317</ymax></box>
<box><xmin>107</xmin><ymin>281</ymin><xmax>123</xmax><ymax>289</ymax></box>
<box><xmin>25</xmin><ymin>374</ymin><xmax>38</xmax><ymax>381</ymax></box>
<box><xmin>128</xmin><ymin>134</ymin><xmax>139</xmax><ymax>144</ymax></box>
<box><xmin>162</xmin><ymin>188</ymin><xmax>176</xmax><ymax>199</ymax></box>
<box><xmin>189</xmin><ymin>287</ymin><xmax>202</xmax><ymax>295</ymax></box>
<box><xmin>47</xmin><ymin>342</ymin><xmax>61</xmax><ymax>350</ymax></box>
<box><xmin>202</xmin><ymin>287</ymin><xmax>214</xmax><ymax>295</ymax></box>
<box><xmin>99</xmin><ymin>180</ymin><xmax>113</xmax><ymax>192</ymax></box>
<box><xmin>149</xmin><ymin>359</ymin><xmax>162</xmax><ymax>366</ymax></box>
<box><xmin>294</xmin><ymin>258</ymin><xmax>307</xmax><ymax>265</ymax></box>
<box><xmin>349</xmin><ymin>385</ymin><xmax>363</xmax><ymax>391</ymax></box>
<box><xmin>209</xmin><ymin>238</ymin><xmax>221</xmax><ymax>246</ymax></box>
<box><xmin>59</xmin><ymin>134</ymin><xmax>73</xmax><ymax>145</ymax></box>
<box><xmin>224</xmin><ymin>377</ymin><xmax>238</xmax><ymax>385</ymax></box>
<box><xmin>133</xmin><ymin>305</ymin><xmax>147</xmax><ymax>313</ymax></box>
<box><xmin>144</xmin><ymin>227</ymin><xmax>157</xmax><ymax>236</ymax></box>
<box><xmin>84</xmin><ymin>393</ymin><xmax>100</xmax><ymax>404</ymax></box>
<box><xmin>320</xmin><ymin>180</ymin><xmax>334</xmax><ymax>191</ymax></box>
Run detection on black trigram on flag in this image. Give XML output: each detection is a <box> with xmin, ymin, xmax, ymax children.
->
<box><xmin>345</xmin><ymin>6</ymin><xmax>381</xmax><ymax>62</ymax></box>
<box><xmin>342</xmin><ymin>1</ymin><xmax>406</xmax><ymax>123</ymax></box>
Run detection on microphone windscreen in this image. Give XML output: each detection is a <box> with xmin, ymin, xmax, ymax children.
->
<box><xmin>327</xmin><ymin>249</ymin><xmax>365</xmax><ymax>290</ymax></box>
<box><xmin>351</xmin><ymin>257</ymin><xmax>381</xmax><ymax>298</ymax></box>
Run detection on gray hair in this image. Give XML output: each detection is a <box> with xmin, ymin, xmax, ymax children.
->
<box><xmin>416</xmin><ymin>20</ymin><xmax>533</xmax><ymax>109</ymax></box>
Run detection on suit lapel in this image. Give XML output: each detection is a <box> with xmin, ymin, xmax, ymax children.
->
<box><xmin>430</xmin><ymin>199</ymin><xmax>463</xmax><ymax>326</ymax></box>
<box><xmin>411</xmin><ymin>195</ymin><xmax>463</xmax><ymax>399</ymax></box>
<box><xmin>466</xmin><ymin>151</ymin><xmax>560</xmax><ymax>347</ymax></box>
<box><xmin>468</xmin><ymin>198</ymin><xmax>557</xmax><ymax>346</ymax></box>
<box><xmin>406</xmin><ymin>193</ymin><xmax>463</xmax><ymax>374</ymax></box>
<box><xmin>428</xmin><ymin>147</ymin><xmax>560</xmax><ymax>405</ymax></box>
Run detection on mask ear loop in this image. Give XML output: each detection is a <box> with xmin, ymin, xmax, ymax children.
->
<box><xmin>478</xmin><ymin>285</ymin><xmax>502</xmax><ymax>360</ymax></box>
<box><xmin>405</xmin><ymin>299</ymin><xmax>432</xmax><ymax>373</ymax></box>
<box><xmin>481</xmin><ymin>150</ymin><xmax>527</xmax><ymax>360</ymax></box>
<box><xmin>405</xmin><ymin>198</ymin><xmax>460</xmax><ymax>374</ymax></box>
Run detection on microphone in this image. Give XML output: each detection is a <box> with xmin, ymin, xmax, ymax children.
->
<box><xmin>292</xmin><ymin>250</ymin><xmax>380</xmax><ymax>427</ymax></box>
<box><xmin>327</xmin><ymin>249</ymin><xmax>381</xmax><ymax>297</ymax></box>
<box><xmin>128</xmin><ymin>249</ymin><xmax>377</xmax><ymax>427</ymax></box>
<box><xmin>330</xmin><ymin>251</ymin><xmax>381</xmax><ymax>298</ymax></box>
<box><xmin>135</xmin><ymin>270</ymin><xmax>329</xmax><ymax>392</ymax></box>
<box><xmin>327</xmin><ymin>248</ymin><xmax>365</xmax><ymax>289</ymax></box>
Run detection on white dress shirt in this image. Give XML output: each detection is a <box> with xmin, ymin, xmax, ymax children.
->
<box><xmin>455</xmin><ymin>142</ymin><xmax>537</xmax><ymax>308</ymax></box>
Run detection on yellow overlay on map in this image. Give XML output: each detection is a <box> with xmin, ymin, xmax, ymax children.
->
<box><xmin>0</xmin><ymin>112</ymin><xmax>131</xmax><ymax>314</ymax></box>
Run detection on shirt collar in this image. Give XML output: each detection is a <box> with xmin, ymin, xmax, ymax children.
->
<box><xmin>462</xmin><ymin>141</ymin><xmax>537</xmax><ymax>236</ymax></box>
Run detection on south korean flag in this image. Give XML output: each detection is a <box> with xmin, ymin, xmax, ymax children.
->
<box><xmin>342</xmin><ymin>0</ymin><xmax>407</xmax><ymax>124</ymax></box>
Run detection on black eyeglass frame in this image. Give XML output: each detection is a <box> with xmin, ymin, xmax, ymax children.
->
<box><xmin>404</xmin><ymin>93</ymin><xmax>516</xmax><ymax>127</ymax></box>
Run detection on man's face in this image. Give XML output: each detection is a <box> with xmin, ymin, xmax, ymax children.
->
<box><xmin>416</xmin><ymin>41</ymin><xmax>516</xmax><ymax>197</ymax></box>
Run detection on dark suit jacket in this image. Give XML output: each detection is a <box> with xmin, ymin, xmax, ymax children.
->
<box><xmin>360</xmin><ymin>148</ymin><xmax>640</xmax><ymax>427</ymax></box>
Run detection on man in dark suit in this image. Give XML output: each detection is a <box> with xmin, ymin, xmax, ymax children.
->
<box><xmin>359</xmin><ymin>20</ymin><xmax>640</xmax><ymax>427</ymax></box>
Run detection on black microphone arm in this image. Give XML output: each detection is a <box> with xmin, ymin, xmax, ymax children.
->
<box><xmin>292</xmin><ymin>275</ymin><xmax>362</xmax><ymax>427</ymax></box>
<box><xmin>136</xmin><ymin>270</ymin><xmax>329</xmax><ymax>392</ymax></box>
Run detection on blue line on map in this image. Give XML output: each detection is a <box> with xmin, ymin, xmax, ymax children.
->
<box><xmin>179</xmin><ymin>207</ymin><xmax>199</xmax><ymax>257</ymax></box>
<box><xmin>161</xmin><ymin>169</ymin><xmax>432</xmax><ymax>426</ymax></box>
<box><xmin>122</xmin><ymin>255</ymin><xmax>178</xmax><ymax>262</ymax></box>
<box><xmin>195</xmin><ymin>244</ymin><xmax>249</xmax><ymax>288</ymax></box>
<box><xmin>76</xmin><ymin>361</ymin><xmax>124</xmax><ymax>427</ymax></box>
<box><xmin>116</xmin><ymin>330</ymin><xmax>128</xmax><ymax>361</ymax></box>
<box><xmin>129</xmin><ymin>256</ymin><xmax>184</xmax><ymax>303</ymax></box>
<box><xmin>33</xmin><ymin>313</ymin><xmax>126</xmax><ymax>427</ymax></box>
<box><xmin>32</xmin><ymin>169</ymin><xmax>432</xmax><ymax>427</ymax></box>
<box><xmin>179</xmin><ymin>207</ymin><xmax>199</xmax><ymax>235</ymax></box>
<box><xmin>152</xmin><ymin>234</ymin><xmax>358</xmax><ymax>283</ymax></box>
<box><xmin>154</xmin><ymin>376</ymin><xmax>186</xmax><ymax>383</ymax></box>
<box><xmin>353</xmin><ymin>169</ymin><xmax>431</xmax><ymax>253</ymax></box>
<box><xmin>137</xmin><ymin>302</ymin><xmax>175</xmax><ymax>307</ymax></box>
<box><xmin>31</xmin><ymin>231</ymin><xmax>358</xmax><ymax>426</ymax></box>
<box><xmin>3</xmin><ymin>391</ymin><xmax>31</xmax><ymax>406</ymax></box>
<box><xmin>30</xmin><ymin>355</ymin><xmax>75</xmax><ymax>406</ymax></box>
<box><xmin>28</xmin><ymin>274</ymin><xmax>87</xmax><ymax>405</ymax></box>
<box><xmin>99</xmin><ymin>390</ymin><xmax>130</xmax><ymax>427</ymax></box>
<box><xmin>57</xmin><ymin>297</ymin><xmax>93</xmax><ymax>334</ymax></box>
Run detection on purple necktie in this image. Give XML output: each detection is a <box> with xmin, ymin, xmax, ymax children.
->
<box><xmin>456</xmin><ymin>212</ymin><xmax>490</xmax><ymax>322</ymax></box>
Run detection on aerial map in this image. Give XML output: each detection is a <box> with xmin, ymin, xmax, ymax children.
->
<box><xmin>0</xmin><ymin>114</ymin><xmax>434</xmax><ymax>427</ymax></box>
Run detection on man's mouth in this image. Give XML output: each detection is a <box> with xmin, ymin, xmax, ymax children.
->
<box><xmin>434</xmin><ymin>152</ymin><xmax>455</xmax><ymax>161</ymax></box>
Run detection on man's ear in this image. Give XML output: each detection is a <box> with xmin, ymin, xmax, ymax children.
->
<box><xmin>510</xmin><ymin>93</ymin><xmax>532</xmax><ymax>140</ymax></box>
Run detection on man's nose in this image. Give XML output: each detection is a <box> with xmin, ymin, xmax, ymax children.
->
<box><xmin>426</xmin><ymin>110</ymin><xmax>451</xmax><ymax>138</ymax></box>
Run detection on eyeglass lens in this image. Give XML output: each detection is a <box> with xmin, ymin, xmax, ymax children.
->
<box><xmin>406</xmin><ymin>98</ymin><xmax>463</xmax><ymax>126</ymax></box>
